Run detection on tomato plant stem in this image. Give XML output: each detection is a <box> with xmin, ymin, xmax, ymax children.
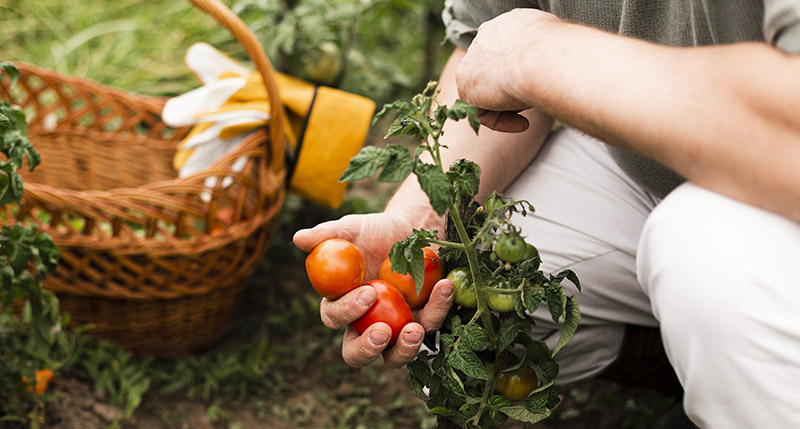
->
<box><xmin>427</xmin><ymin>238</ymin><xmax>465</xmax><ymax>249</ymax></box>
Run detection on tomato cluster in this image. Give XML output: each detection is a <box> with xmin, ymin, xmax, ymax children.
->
<box><xmin>305</xmin><ymin>239</ymin><xmax>444</xmax><ymax>347</ymax></box>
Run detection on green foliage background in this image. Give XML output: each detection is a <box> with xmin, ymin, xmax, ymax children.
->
<box><xmin>0</xmin><ymin>0</ymin><xmax>449</xmax><ymax>104</ymax></box>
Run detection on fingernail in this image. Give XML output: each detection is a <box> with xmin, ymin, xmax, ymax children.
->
<box><xmin>368</xmin><ymin>330</ymin><xmax>390</xmax><ymax>346</ymax></box>
<box><xmin>358</xmin><ymin>288</ymin><xmax>377</xmax><ymax>307</ymax></box>
<box><xmin>439</xmin><ymin>285</ymin><xmax>454</xmax><ymax>300</ymax></box>
<box><xmin>403</xmin><ymin>331</ymin><xmax>422</xmax><ymax>346</ymax></box>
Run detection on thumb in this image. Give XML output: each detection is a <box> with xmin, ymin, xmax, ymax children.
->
<box><xmin>293</xmin><ymin>217</ymin><xmax>359</xmax><ymax>252</ymax></box>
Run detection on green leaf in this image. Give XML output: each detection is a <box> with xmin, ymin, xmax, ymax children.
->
<box><xmin>550</xmin><ymin>269</ymin><xmax>581</xmax><ymax>292</ymax></box>
<box><xmin>415</xmin><ymin>161</ymin><xmax>451</xmax><ymax>216</ymax></box>
<box><xmin>0</xmin><ymin>112</ymin><xmax>10</xmax><ymax>134</ymax></box>
<box><xmin>544</xmin><ymin>283</ymin><xmax>566</xmax><ymax>323</ymax></box>
<box><xmin>449</xmin><ymin>345</ymin><xmax>488</xmax><ymax>380</ymax></box>
<box><xmin>442</xmin><ymin>367</ymin><xmax>467</xmax><ymax>398</ymax></box>
<box><xmin>388</xmin><ymin>230</ymin><xmax>437</xmax><ymax>293</ymax></box>
<box><xmin>6</xmin><ymin>241</ymin><xmax>31</xmax><ymax>273</ymax></box>
<box><xmin>447</xmin><ymin>99</ymin><xmax>481</xmax><ymax>134</ymax></box>
<box><xmin>497</xmin><ymin>318</ymin><xmax>522</xmax><ymax>353</ymax></box>
<box><xmin>408</xmin><ymin>357</ymin><xmax>432</xmax><ymax>387</ymax></box>
<box><xmin>372</xmin><ymin>100</ymin><xmax>408</xmax><ymax>125</ymax></box>
<box><xmin>339</xmin><ymin>146</ymin><xmax>388</xmax><ymax>182</ymax></box>
<box><xmin>522</xmin><ymin>282</ymin><xmax>545</xmax><ymax>313</ymax></box>
<box><xmin>464</xmin><ymin>322</ymin><xmax>491</xmax><ymax>352</ymax></box>
<box><xmin>446</xmin><ymin>159</ymin><xmax>481</xmax><ymax>199</ymax></box>
<box><xmin>521</xmin><ymin>382</ymin><xmax>557</xmax><ymax>412</ymax></box>
<box><xmin>0</xmin><ymin>61</ymin><xmax>20</xmax><ymax>87</ymax></box>
<box><xmin>552</xmin><ymin>295</ymin><xmax>580</xmax><ymax>357</ymax></box>
<box><xmin>376</xmin><ymin>144</ymin><xmax>414</xmax><ymax>182</ymax></box>
<box><xmin>496</xmin><ymin>405</ymin><xmax>551</xmax><ymax>424</ymax></box>
<box><xmin>9</xmin><ymin>170</ymin><xmax>22</xmax><ymax>200</ymax></box>
<box><xmin>25</xmin><ymin>147</ymin><xmax>41</xmax><ymax>172</ymax></box>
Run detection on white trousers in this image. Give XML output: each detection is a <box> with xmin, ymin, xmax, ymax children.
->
<box><xmin>503</xmin><ymin>127</ymin><xmax>800</xmax><ymax>428</ymax></box>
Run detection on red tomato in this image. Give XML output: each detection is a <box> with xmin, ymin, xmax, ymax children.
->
<box><xmin>378</xmin><ymin>247</ymin><xmax>443</xmax><ymax>308</ymax></box>
<box><xmin>305</xmin><ymin>238</ymin><xmax>366</xmax><ymax>300</ymax></box>
<box><xmin>352</xmin><ymin>279</ymin><xmax>414</xmax><ymax>347</ymax></box>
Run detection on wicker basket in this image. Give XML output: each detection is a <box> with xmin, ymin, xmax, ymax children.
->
<box><xmin>0</xmin><ymin>0</ymin><xmax>287</xmax><ymax>356</ymax></box>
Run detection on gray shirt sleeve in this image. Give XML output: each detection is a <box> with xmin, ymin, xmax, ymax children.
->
<box><xmin>442</xmin><ymin>0</ymin><xmax>538</xmax><ymax>50</ymax></box>
<box><xmin>764</xmin><ymin>0</ymin><xmax>800</xmax><ymax>52</ymax></box>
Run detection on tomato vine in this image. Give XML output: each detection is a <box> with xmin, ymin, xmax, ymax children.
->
<box><xmin>340</xmin><ymin>82</ymin><xmax>582</xmax><ymax>428</ymax></box>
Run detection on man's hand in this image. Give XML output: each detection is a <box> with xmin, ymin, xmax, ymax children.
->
<box><xmin>319</xmin><ymin>280</ymin><xmax>453</xmax><ymax>368</ymax></box>
<box><xmin>456</xmin><ymin>9</ymin><xmax>560</xmax><ymax>132</ymax></box>
<box><xmin>293</xmin><ymin>211</ymin><xmax>453</xmax><ymax>368</ymax></box>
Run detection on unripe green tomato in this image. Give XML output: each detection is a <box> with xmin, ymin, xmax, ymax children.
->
<box><xmin>487</xmin><ymin>286</ymin><xmax>515</xmax><ymax>312</ymax></box>
<box><xmin>495</xmin><ymin>235</ymin><xmax>527</xmax><ymax>263</ymax></box>
<box><xmin>447</xmin><ymin>267</ymin><xmax>477</xmax><ymax>308</ymax></box>
<box><xmin>484</xmin><ymin>195</ymin><xmax>503</xmax><ymax>214</ymax></box>
<box><xmin>524</xmin><ymin>243</ymin><xmax>539</xmax><ymax>260</ymax></box>
<box><xmin>495</xmin><ymin>367</ymin><xmax>539</xmax><ymax>401</ymax></box>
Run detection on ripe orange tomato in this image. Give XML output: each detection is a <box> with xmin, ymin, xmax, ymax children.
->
<box><xmin>352</xmin><ymin>279</ymin><xmax>414</xmax><ymax>347</ymax></box>
<box><xmin>378</xmin><ymin>247</ymin><xmax>442</xmax><ymax>308</ymax></box>
<box><xmin>305</xmin><ymin>238</ymin><xmax>366</xmax><ymax>300</ymax></box>
<box><xmin>22</xmin><ymin>368</ymin><xmax>54</xmax><ymax>397</ymax></box>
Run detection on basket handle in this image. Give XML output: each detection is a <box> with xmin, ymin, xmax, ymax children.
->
<box><xmin>187</xmin><ymin>0</ymin><xmax>286</xmax><ymax>174</ymax></box>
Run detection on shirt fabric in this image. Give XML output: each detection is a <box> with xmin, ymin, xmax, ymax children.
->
<box><xmin>442</xmin><ymin>0</ymin><xmax>800</xmax><ymax>198</ymax></box>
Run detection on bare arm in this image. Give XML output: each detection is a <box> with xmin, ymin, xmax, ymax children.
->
<box><xmin>457</xmin><ymin>9</ymin><xmax>800</xmax><ymax>221</ymax></box>
<box><xmin>386</xmin><ymin>47</ymin><xmax>553</xmax><ymax>225</ymax></box>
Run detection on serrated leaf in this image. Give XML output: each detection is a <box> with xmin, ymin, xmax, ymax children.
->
<box><xmin>497</xmin><ymin>318</ymin><xmax>522</xmax><ymax>353</ymax></box>
<box><xmin>376</xmin><ymin>144</ymin><xmax>414</xmax><ymax>182</ymax></box>
<box><xmin>538</xmin><ymin>359</ymin><xmax>559</xmax><ymax>383</ymax></box>
<box><xmin>551</xmin><ymin>268</ymin><xmax>581</xmax><ymax>291</ymax></box>
<box><xmin>442</xmin><ymin>367</ymin><xmax>467</xmax><ymax>399</ymax></box>
<box><xmin>446</xmin><ymin>159</ymin><xmax>481</xmax><ymax>199</ymax></box>
<box><xmin>496</xmin><ymin>405</ymin><xmax>551</xmax><ymax>424</ymax></box>
<box><xmin>552</xmin><ymin>295</ymin><xmax>580</xmax><ymax>357</ymax></box>
<box><xmin>450</xmin><ymin>345</ymin><xmax>488</xmax><ymax>380</ymax></box>
<box><xmin>522</xmin><ymin>282</ymin><xmax>545</xmax><ymax>313</ymax></box>
<box><xmin>513</xmin><ymin>285</ymin><xmax>526</xmax><ymax>318</ymax></box>
<box><xmin>445</xmin><ymin>99</ymin><xmax>480</xmax><ymax>134</ymax></box>
<box><xmin>522</xmin><ymin>382</ymin><xmax>556</xmax><ymax>412</ymax></box>
<box><xmin>388</xmin><ymin>230</ymin><xmax>437</xmax><ymax>293</ymax></box>
<box><xmin>415</xmin><ymin>162</ymin><xmax>451</xmax><ymax>216</ymax></box>
<box><xmin>408</xmin><ymin>356</ymin><xmax>432</xmax><ymax>388</ymax></box>
<box><xmin>464</xmin><ymin>322</ymin><xmax>491</xmax><ymax>352</ymax></box>
<box><xmin>372</xmin><ymin>100</ymin><xmax>408</xmax><ymax>125</ymax></box>
<box><xmin>339</xmin><ymin>146</ymin><xmax>388</xmax><ymax>182</ymax></box>
<box><xmin>544</xmin><ymin>284</ymin><xmax>566</xmax><ymax>323</ymax></box>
